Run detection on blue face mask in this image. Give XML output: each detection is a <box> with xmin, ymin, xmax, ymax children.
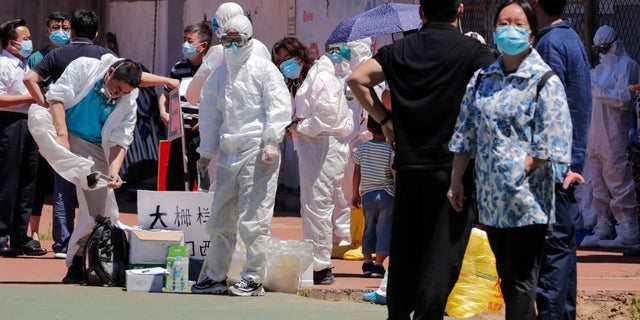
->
<box><xmin>280</xmin><ymin>58</ymin><xmax>302</xmax><ymax>80</ymax></box>
<box><xmin>494</xmin><ymin>26</ymin><xmax>531</xmax><ymax>56</ymax></box>
<box><xmin>14</xmin><ymin>40</ymin><xmax>32</xmax><ymax>58</ymax></box>
<box><xmin>49</xmin><ymin>30</ymin><xmax>70</xmax><ymax>47</ymax></box>
<box><xmin>327</xmin><ymin>52</ymin><xmax>343</xmax><ymax>64</ymax></box>
<box><xmin>340</xmin><ymin>46</ymin><xmax>351</xmax><ymax>61</ymax></box>
<box><xmin>182</xmin><ymin>42</ymin><xmax>199</xmax><ymax>60</ymax></box>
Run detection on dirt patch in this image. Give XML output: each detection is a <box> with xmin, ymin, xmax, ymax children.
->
<box><xmin>461</xmin><ymin>291</ymin><xmax>637</xmax><ymax>320</ymax></box>
<box><xmin>576</xmin><ymin>291</ymin><xmax>636</xmax><ymax>320</ymax></box>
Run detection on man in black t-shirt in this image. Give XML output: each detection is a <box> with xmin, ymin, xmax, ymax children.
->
<box><xmin>158</xmin><ymin>21</ymin><xmax>212</xmax><ymax>191</ymax></box>
<box><xmin>348</xmin><ymin>1</ymin><xmax>494</xmax><ymax>318</ymax></box>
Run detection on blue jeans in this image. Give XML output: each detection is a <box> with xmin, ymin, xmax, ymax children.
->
<box><xmin>361</xmin><ymin>190</ymin><xmax>393</xmax><ymax>256</ymax></box>
<box><xmin>537</xmin><ymin>184</ymin><xmax>579</xmax><ymax>320</ymax></box>
<box><xmin>52</xmin><ymin>172</ymin><xmax>76</xmax><ymax>253</ymax></box>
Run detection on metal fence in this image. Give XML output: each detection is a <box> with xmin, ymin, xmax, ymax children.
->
<box><xmin>460</xmin><ymin>0</ymin><xmax>640</xmax><ymax>65</ymax></box>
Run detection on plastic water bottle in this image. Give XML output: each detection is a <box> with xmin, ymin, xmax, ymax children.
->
<box><xmin>172</xmin><ymin>256</ymin><xmax>186</xmax><ymax>291</ymax></box>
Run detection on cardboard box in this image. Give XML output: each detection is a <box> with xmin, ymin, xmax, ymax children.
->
<box><xmin>125</xmin><ymin>268</ymin><xmax>166</xmax><ymax>292</ymax></box>
<box><xmin>129</xmin><ymin>230</ymin><xmax>185</xmax><ymax>265</ymax></box>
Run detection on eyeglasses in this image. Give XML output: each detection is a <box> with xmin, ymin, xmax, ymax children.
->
<box><xmin>220</xmin><ymin>33</ymin><xmax>250</xmax><ymax>48</ymax></box>
<box><xmin>327</xmin><ymin>48</ymin><xmax>341</xmax><ymax>55</ymax></box>
<box><xmin>592</xmin><ymin>37</ymin><xmax>616</xmax><ymax>55</ymax></box>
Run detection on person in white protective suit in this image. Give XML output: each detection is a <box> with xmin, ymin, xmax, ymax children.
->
<box><xmin>28</xmin><ymin>55</ymin><xmax>142</xmax><ymax>284</ymax></box>
<box><xmin>580</xmin><ymin>25</ymin><xmax>640</xmax><ymax>248</ymax></box>
<box><xmin>190</xmin><ymin>15</ymin><xmax>291</xmax><ymax>296</ymax></box>
<box><xmin>326</xmin><ymin>38</ymin><xmax>384</xmax><ymax>249</ymax></box>
<box><xmin>272</xmin><ymin>36</ymin><xmax>354</xmax><ymax>285</ymax></box>
<box><xmin>184</xmin><ymin>1</ymin><xmax>271</xmax><ymax>105</ymax></box>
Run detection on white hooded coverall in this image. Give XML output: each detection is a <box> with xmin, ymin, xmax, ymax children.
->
<box><xmin>197</xmin><ymin>16</ymin><xmax>292</xmax><ymax>283</ymax></box>
<box><xmin>582</xmin><ymin>26</ymin><xmax>640</xmax><ymax>248</ymax></box>
<box><xmin>185</xmin><ymin>2</ymin><xmax>271</xmax><ymax>105</ymax></box>
<box><xmin>28</xmin><ymin>54</ymin><xmax>137</xmax><ymax>266</ymax></box>
<box><xmin>328</xmin><ymin>38</ymin><xmax>384</xmax><ymax>246</ymax></box>
<box><xmin>293</xmin><ymin>55</ymin><xmax>354</xmax><ymax>270</ymax></box>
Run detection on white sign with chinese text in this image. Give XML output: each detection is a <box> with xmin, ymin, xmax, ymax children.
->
<box><xmin>137</xmin><ymin>190</ymin><xmax>213</xmax><ymax>258</ymax></box>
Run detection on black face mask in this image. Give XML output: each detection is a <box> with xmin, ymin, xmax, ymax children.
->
<box><xmin>592</xmin><ymin>38</ymin><xmax>616</xmax><ymax>55</ymax></box>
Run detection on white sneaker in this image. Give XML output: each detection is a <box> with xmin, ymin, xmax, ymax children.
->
<box><xmin>228</xmin><ymin>278</ymin><xmax>265</xmax><ymax>296</ymax></box>
<box><xmin>53</xmin><ymin>252</ymin><xmax>67</xmax><ymax>259</ymax></box>
<box><xmin>191</xmin><ymin>276</ymin><xmax>228</xmax><ymax>295</ymax></box>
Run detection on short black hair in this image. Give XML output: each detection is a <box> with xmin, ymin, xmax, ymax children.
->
<box><xmin>539</xmin><ymin>0</ymin><xmax>566</xmax><ymax>17</ymax></box>
<box><xmin>367</xmin><ymin>115</ymin><xmax>383</xmax><ymax>135</ymax></box>
<box><xmin>47</xmin><ymin>11</ymin><xmax>69</xmax><ymax>27</ymax></box>
<box><xmin>70</xmin><ymin>9</ymin><xmax>99</xmax><ymax>39</ymax></box>
<box><xmin>0</xmin><ymin>19</ymin><xmax>26</xmax><ymax>49</ymax></box>
<box><xmin>111</xmin><ymin>59</ymin><xmax>142</xmax><ymax>88</ymax></box>
<box><xmin>420</xmin><ymin>0</ymin><xmax>461</xmax><ymax>23</ymax></box>
<box><xmin>494</xmin><ymin>0</ymin><xmax>538</xmax><ymax>40</ymax></box>
<box><xmin>184</xmin><ymin>21</ymin><xmax>213</xmax><ymax>50</ymax></box>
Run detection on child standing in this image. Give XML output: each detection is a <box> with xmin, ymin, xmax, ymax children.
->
<box><xmin>352</xmin><ymin>116</ymin><xmax>395</xmax><ymax>278</ymax></box>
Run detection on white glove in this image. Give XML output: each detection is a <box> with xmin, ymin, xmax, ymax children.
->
<box><xmin>261</xmin><ymin>145</ymin><xmax>279</xmax><ymax>163</ymax></box>
<box><xmin>197</xmin><ymin>157</ymin><xmax>211</xmax><ymax>173</ymax></box>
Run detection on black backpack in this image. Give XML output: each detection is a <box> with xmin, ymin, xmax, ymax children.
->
<box><xmin>82</xmin><ymin>216</ymin><xmax>129</xmax><ymax>286</ymax></box>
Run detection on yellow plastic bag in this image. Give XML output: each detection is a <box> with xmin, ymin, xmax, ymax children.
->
<box><xmin>445</xmin><ymin>228</ymin><xmax>504</xmax><ymax>318</ymax></box>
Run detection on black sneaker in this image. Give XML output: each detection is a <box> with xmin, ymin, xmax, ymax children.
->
<box><xmin>362</xmin><ymin>261</ymin><xmax>374</xmax><ymax>278</ymax></box>
<box><xmin>228</xmin><ymin>278</ymin><xmax>265</xmax><ymax>296</ymax></box>
<box><xmin>313</xmin><ymin>267</ymin><xmax>335</xmax><ymax>285</ymax></box>
<box><xmin>61</xmin><ymin>257</ymin><xmax>84</xmax><ymax>284</ymax></box>
<box><xmin>372</xmin><ymin>263</ymin><xmax>385</xmax><ymax>278</ymax></box>
<box><xmin>191</xmin><ymin>276</ymin><xmax>228</xmax><ymax>294</ymax></box>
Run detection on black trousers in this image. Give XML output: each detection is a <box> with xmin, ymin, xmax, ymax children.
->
<box><xmin>387</xmin><ymin>167</ymin><xmax>475</xmax><ymax>320</ymax></box>
<box><xmin>0</xmin><ymin>112</ymin><xmax>38</xmax><ymax>248</ymax></box>
<box><xmin>486</xmin><ymin>224</ymin><xmax>547</xmax><ymax>320</ymax></box>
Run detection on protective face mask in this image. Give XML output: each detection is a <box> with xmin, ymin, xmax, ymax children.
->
<box><xmin>328</xmin><ymin>52</ymin><xmax>343</xmax><ymax>64</ymax></box>
<box><xmin>280</xmin><ymin>58</ymin><xmax>302</xmax><ymax>80</ymax></box>
<box><xmin>15</xmin><ymin>40</ymin><xmax>33</xmax><ymax>58</ymax></box>
<box><xmin>494</xmin><ymin>26</ymin><xmax>531</xmax><ymax>56</ymax></box>
<box><xmin>340</xmin><ymin>46</ymin><xmax>351</xmax><ymax>61</ymax></box>
<box><xmin>49</xmin><ymin>30</ymin><xmax>70</xmax><ymax>47</ymax></box>
<box><xmin>182</xmin><ymin>42</ymin><xmax>199</xmax><ymax>60</ymax></box>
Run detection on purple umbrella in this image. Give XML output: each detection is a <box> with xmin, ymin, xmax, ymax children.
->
<box><xmin>325</xmin><ymin>3</ymin><xmax>422</xmax><ymax>46</ymax></box>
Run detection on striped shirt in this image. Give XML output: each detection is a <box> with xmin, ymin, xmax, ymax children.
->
<box><xmin>167</xmin><ymin>59</ymin><xmax>200</xmax><ymax>129</ymax></box>
<box><xmin>352</xmin><ymin>140</ymin><xmax>395</xmax><ymax>197</ymax></box>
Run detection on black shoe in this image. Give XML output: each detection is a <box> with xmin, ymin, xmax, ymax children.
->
<box><xmin>0</xmin><ymin>245</ymin><xmax>22</xmax><ymax>257</ymax></box>
<box><xmin>22</xmin><ymin>239</ymin><xmax>47</xmax><ymax>256</ymax></box>
<box><xmin>362</xmin><ymin>261</ymin><xmax>374</xmax><ymax>278</ymax></box>
<box><xmin>62</xmin><ymin>256</ymin><xmax>84</xmax><ymax>284</ymax></box>
<box><xmin>87</xmin><ymin>172</ymin><xmax>100</xmax><ymax>189</ymax></box>
<box><xmin>313</xmin><ymin>267</ymin><xmax>335</xmax><ymax>285</ymax></box>
<box><xmin>371</xmin><ymin>263</ymin><xmax>385</xmax><ymax>278</ymax></box>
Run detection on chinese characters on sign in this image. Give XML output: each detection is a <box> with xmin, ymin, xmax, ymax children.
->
<box><xmin>137</xmin><ymin>190</ymin><xmax>214</xmax><ymax>258</ymax></box>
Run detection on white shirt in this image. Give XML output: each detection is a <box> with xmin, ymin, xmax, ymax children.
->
<box><xmin>0</xmin><ymin>50</ymin><xmax>31</xmax><ymax>114</ymax></box>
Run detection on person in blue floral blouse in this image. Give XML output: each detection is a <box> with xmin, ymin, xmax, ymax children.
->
<box><xmin>447</xmin><ymin>1</ymin><xmax>573</xmax><ymax>319</ymax></box>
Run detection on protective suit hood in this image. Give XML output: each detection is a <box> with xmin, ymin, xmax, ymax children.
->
<box><xmin>594</xmin><ymin>25</ymin><xmax>617</xmax><ymax>46</ymax></box>
<box><xmin>215</xmin><ymin>2</ymin><xmax>244</xmax><ymax>27</ymax></box>
<box><xmin>223</xmin><ymin>14</ymin><xmax>253</xmax><ymax>38</ymax></box>
<box><xmin>594</xmin><ymin>25</ymin><xmax>628</xmax><ymax>65</ymax></box>
<box><xmin>346</xmin><ymin>38</ymin><xmax>372</xmax><ymax>71</ymax></box>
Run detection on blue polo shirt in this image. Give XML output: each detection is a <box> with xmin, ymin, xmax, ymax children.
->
<box><xmin>31</xmin><ymin>37</ymin><xmax>114</xmax><ymax>82</ymax></box>
<box><xmin>65</xmin><ymin>80</ymin><xmax>116</xmax><ymax>143</ymax></box>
